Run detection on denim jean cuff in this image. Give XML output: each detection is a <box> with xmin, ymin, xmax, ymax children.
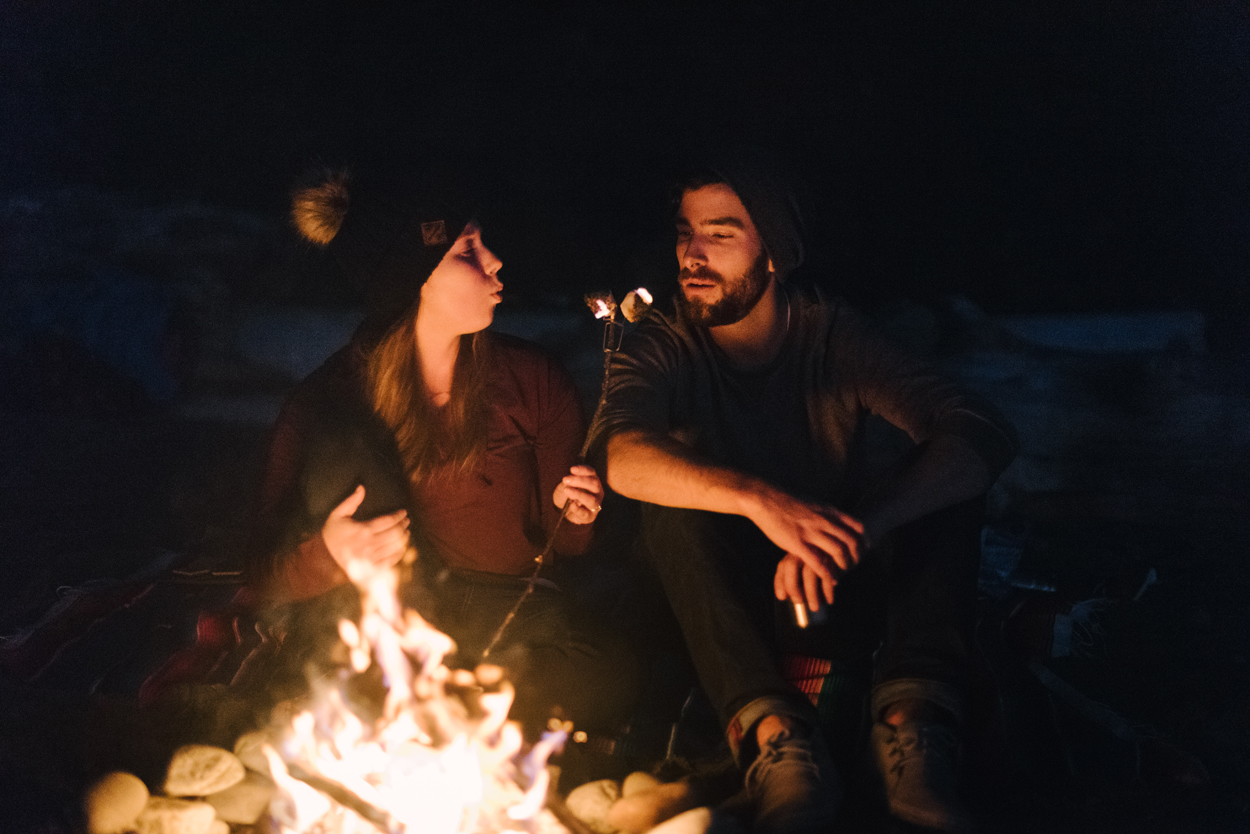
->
<box><xmin>726</xmin><ymin>694</ymin><xmax>818</xmax><ymax>767</ymax></box>
<box><xmin>871</xmin><ymin>678</ymin><xmax>964</xmax><ymax>725</ymax></box>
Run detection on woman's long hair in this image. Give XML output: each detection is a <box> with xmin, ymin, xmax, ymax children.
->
<box><xmin>364</xmin><ymin>310</ymin><xmax>491</xmax><ymax>486</ymax></box>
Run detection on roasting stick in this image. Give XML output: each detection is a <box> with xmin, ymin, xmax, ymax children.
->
<box><xmin>286</xmin><ymin>763</ymin><xmax>398</xmax><ymax>834</ymax></box>
<box><xmin>481</xmin><ymin>289</ymin><xmax>652</xmax><ymax>661</ymax></box>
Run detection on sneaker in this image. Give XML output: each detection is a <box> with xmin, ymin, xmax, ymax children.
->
<box><xmin>871</xmin><ymin>719</ymin><xmax>974</xmax><ymax>833</ymax></box>
<box><xmin>743</xmin><ymin>728</ymin><xmax>842</xmax><ymax>834</ymax></box>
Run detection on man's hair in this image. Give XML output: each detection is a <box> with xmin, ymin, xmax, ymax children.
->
<box><xmin>670</xmin><ymin>167</ymin><xmax>726</xmax><ymax>213</ymax></box>
<box><xmin>670</xmin><ymin>150</ymin><xmax>806</xmax><ymax>279</ymax></box>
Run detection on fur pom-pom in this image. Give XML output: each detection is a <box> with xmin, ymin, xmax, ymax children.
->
<box><xmin>291</xmin><ymin>170</ymin><xmax>351</xmax><ymax>246</ymax></box>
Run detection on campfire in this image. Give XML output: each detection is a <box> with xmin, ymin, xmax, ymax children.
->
<box><xmin>87</xmin><ymin>553</ymin><xmax>573</xmax><ymax>834</ymax></box>
<box><xmin>261</xmin><ymin>554</ymin><xmax>570</xmax><ymax>834</ymax></box>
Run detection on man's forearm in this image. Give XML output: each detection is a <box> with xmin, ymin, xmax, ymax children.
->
<box><xmin>606</xmin><ymin>428</ymin><xmax>866</xmax><ymax>581</ymax></box>
<box><xmin>605</xmin><ymin>429</ymin><xmax>769</xmax><ymax>518</ymax></box>
<box><xmin>858</xmin><ymin>434</ymin><xmax>993</xmax><ymax>547</ymax></box>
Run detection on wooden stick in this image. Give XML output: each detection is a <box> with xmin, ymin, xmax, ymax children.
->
<box><xmin>482</xmin><ymin>325</ymin><xmax>618</xmax><ymax>660</ymax></box>
<box><xmin>286</xmin><ymin>762</ymin><xmax>398</xmax><ymax>833</ymax></box>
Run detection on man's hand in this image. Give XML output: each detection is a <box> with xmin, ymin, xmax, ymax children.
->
<box><xmin>553</xmin><ymin>464</ymin><xmax>605</xmax><ymax>525</ymax></box>
<box><xmin>775</xmin><ymin>552</ymin><xmax>835</xmax><ymax>612</ymax></box>
<box><xmin>747</xmin><ymin>489</ymin><xmax>865</xmax><ymax>609</ymax></box>
<box><xmin>321</xmin><ymin>485</ymin><xmax>410</xmax><ymax>572</ymax></box>
<box><xmin>605</xmin><ymin>429</ymin><xmax>864</xmax><ymax>607</ymax></box>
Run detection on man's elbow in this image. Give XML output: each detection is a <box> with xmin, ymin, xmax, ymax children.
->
<box><xmin>933</xmin><ymin>434</ymin><xmax>998</xmax><ymax>499</ymax></box>
<box><xmin>603</xmin><ymin>431</ymin><xmax>647</xmax><ymax>498</ymax></box>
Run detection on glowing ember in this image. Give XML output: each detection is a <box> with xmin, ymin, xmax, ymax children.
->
<box><xmin>263</xmin><ymin>555</ymin><xmax>569</xmax><ymax>834</ymax></box>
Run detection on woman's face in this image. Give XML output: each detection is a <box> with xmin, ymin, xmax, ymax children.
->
<box><xmin>419</xmin><ymin>222</ymin><xmax>503</xmax><ymax>336</ymax></box>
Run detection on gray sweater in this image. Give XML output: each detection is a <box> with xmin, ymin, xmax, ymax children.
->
<box><xmin>589</xmin><ymin>284</ymin><xmax>1017</xmax><ymax>509</ymax></box>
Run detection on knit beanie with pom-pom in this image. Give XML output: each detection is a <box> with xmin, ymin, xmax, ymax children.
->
<box><xmin>291</xmin><ymin>169</ymin><xmax>474</xmax><ymax>341</ymax></box>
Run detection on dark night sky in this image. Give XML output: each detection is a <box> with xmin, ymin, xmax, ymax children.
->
<box><xmin>3</xmin><ymin>0</ymin><xmax>1249</xmax><ymax>335</ymax></box>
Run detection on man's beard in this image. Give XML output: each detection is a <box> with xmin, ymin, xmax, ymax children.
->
<box><xmin>677</xmin><ymin>251</ymin><xmax>771</xmax><ymax>328</ymax></box>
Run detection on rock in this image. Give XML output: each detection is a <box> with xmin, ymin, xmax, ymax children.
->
<box><xmin>648</xmin><ymin>807</ymin><xmax>715</xmax><ymax>834</ymax></box>
<box><xmin>206</xmin><ymin>769</ymin><xmax>275</xmax><ymax>824</ymax></box>
<box><xmin>607</xmin><ymin>779</ymin><xmax>699</xmax><ymax>834</ymax></box>
<box><xmin>565</xmin><ymin>778</ymin><xmax>622</xmax><ymax>834</ymax></box>
<box><xmin>133</xmin><ymin>797</ymin><xmax>217</xmax><ymax>834</ymax></box>
<box><xmin>233</xmin><ymin>730</ymin><xmax>275</xmax><ymax>776</ymax></box>
<box><xmin>621</xmin><ymin>771</ymin><xmax>661</xmax><ymax>798</ymax></box>
<box><xmin>164</xmin><ymin>745</ymin><xmax>246</xmax><ymax>797</ymax></box>
<box><xmin>84</xmin><ymin>771</ymin><xmax>150</xmax><ymax>834</ymax></box>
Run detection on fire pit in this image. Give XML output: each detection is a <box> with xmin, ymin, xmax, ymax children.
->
<box><xmin>86</xmin><ymin>552</ymin><xmax>573</xmax><ymax>834</ymax></box>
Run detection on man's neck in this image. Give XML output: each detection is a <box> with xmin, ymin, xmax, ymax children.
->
<box><xmin>708</xmin><ymin>278</ymin><xmax>788</xmax><ymax>369</ymax></box>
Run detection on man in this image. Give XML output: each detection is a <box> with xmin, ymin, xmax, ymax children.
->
<box><xmin>589</xmin><ymin>155</ymin><xmax>1017</xmax><ymax>833</ymax></box>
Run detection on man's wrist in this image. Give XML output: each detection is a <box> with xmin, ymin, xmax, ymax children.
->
<box><xmin>732</xmin><ymin>475</ymin><xmax>777</xmax><ymax>521</ymax></box>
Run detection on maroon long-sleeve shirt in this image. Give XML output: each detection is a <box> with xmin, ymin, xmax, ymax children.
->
<box><xmin>255</xmin><ymin>332</ymin><xmax>593</xmax><ymax>602</ymax></box>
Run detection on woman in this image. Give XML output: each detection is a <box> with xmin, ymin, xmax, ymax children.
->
<box><xmin>244</xmin><ymin>169</ymin><xmax>637</xmax><ymax>736</ymax></box>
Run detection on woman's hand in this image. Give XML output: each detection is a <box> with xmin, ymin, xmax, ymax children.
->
<box><xmin>553</xmin><ymin>464</ymin><xmax>605</xmax><ymax>525</ymax></box>
<box><xmin>321</xmin><ymin>485</ymin><xmax>411</xmax><ymax>572</ymax></box>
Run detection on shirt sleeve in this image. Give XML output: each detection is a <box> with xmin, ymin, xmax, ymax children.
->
<box><xmin>584</xmin><ymin>318</ymin><xmax>680</xmax><ymax>468</ymax></box>
<box><xmin>268</xmin><ymin>534</ymin><xmax>349</xmax><ymax>603</ymax></box>
<box><xmin>247</xmin><ymin>383</ymin><xmax>352</xmax><ymax>602</ymax></box>
<box><xmin>830</xmin><ymin>302</ymin><xmax>1018</xmax><ymax>478</ymax></box>
<box><xmin>533</xmin><ymin>352</ymin><xmax>596</xmax><ymax>557</ymax></box>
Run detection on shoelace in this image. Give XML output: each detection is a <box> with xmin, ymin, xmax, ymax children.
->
<box><xmin>747</xmin><ymin>733</ymin><xmax>822</xmax><ymax>790</ymax></box>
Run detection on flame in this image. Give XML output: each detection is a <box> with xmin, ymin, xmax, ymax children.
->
<box><xmin>265</xmin><ymin>555</ymin><xmax>569</xmax><ymax>834</ymax></box>
<box><xmin>634</xmin><ymin>287</ymin><xmax>652</xmax><ymax>305</ymax></box>
<box><xmin>584</xmin><ymin>291</ymin><xmax>617</xmax><ymax>321</ymax></box>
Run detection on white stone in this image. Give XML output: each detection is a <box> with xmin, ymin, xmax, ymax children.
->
<box><xmin>206</xmin><ymin>769</ymin><xmax>275</xmax><ymax>824</ymax></box>
<box><xmin>621</xmin><ymin>771</ymin><xmax>661</xmax><ymax>798</ymax></box>
<box><xmin>164</xmin><ymin>745</ymin><xmax>246</xmax><ymax>797</ymax></box>
<box><xmin>133</xmin><ymin>797</ymin><xmax>216</xmax><ymax>834</ymax></box>
<box><xmin>565</xmin><ymin>778</ymin><xmax>622</xmax><ymax>834</ymax></box>
<box><xmin>607</xmin><ymin>780</ymin><xmax>699</xmax><ymax>834</ymax></box>
<box><xmin>232</xmin><ymin>730</ymin><xmax>274</xmax><ymax>777</ymax></box>
<box><xmin>647</xmin><ymin>807</ymin><xmax>714</xmax><ymax>834</ymax></box>
<box><xmin>84</xmin><ymin>771</ymin><xmax>149</xmax><ymax>834</ymax></box>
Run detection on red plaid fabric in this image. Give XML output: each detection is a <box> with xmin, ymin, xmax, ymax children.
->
<box><xmin>780</xmin><ymin>654</ymin><xmax>834</xmax><ymax>707</ymax></box>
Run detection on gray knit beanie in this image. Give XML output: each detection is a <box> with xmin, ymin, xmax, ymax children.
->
<box><xmin>698</xmin><ymin>147</ymin><xmax>806</xmax><ymax>279</ymax></box>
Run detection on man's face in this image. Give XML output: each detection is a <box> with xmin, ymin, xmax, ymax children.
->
<box><xmin>675</xmin><ymin>183</ymin><xmax>773</xmax><ymax>328</ymax></box>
